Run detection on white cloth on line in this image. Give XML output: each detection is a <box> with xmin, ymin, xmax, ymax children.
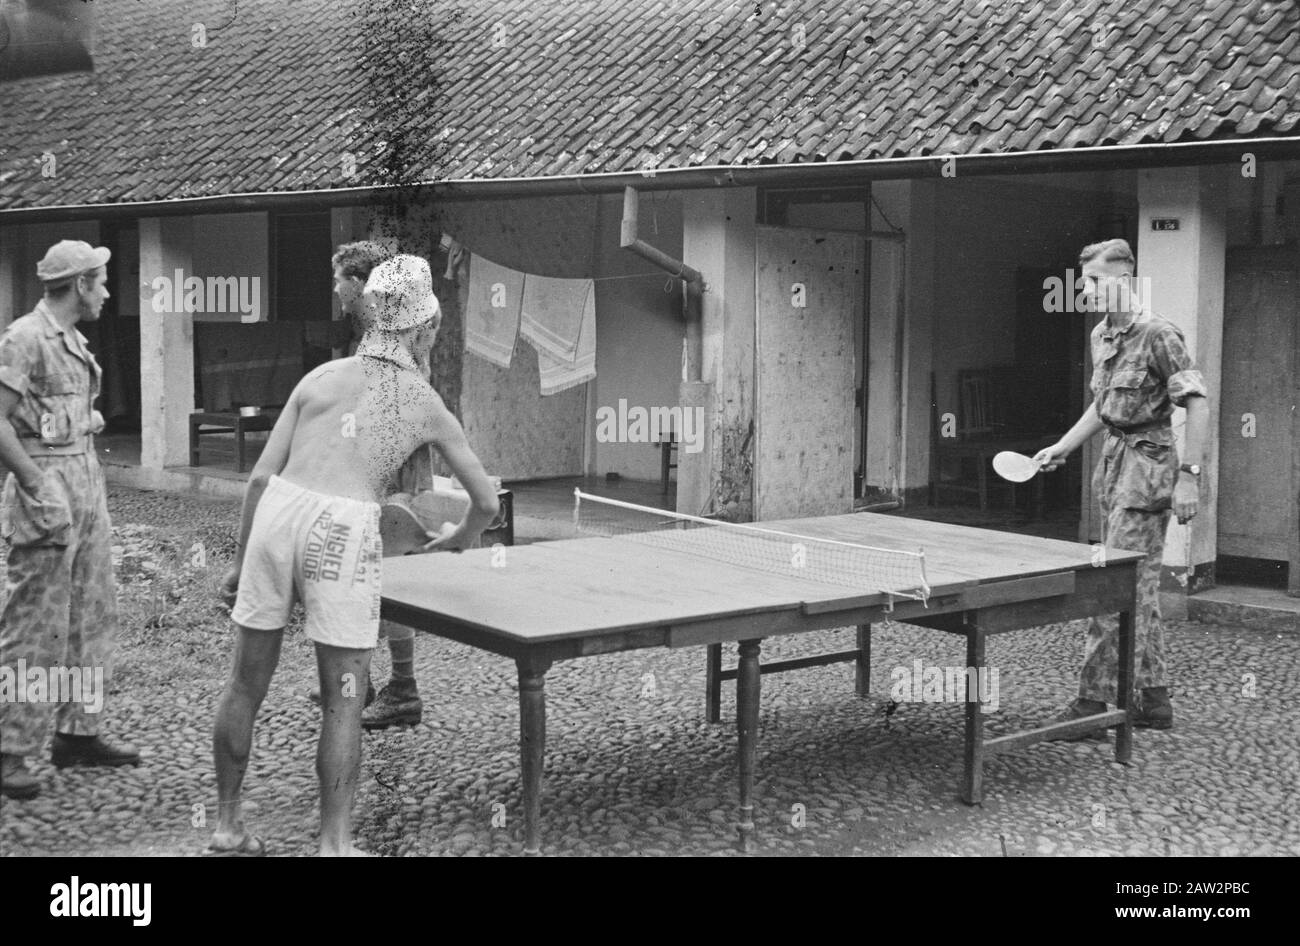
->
<box><xmin>520</xmin><ymin>274</ymin><xmax>594</xmax><ymax>364</ymax></box>
<box><xmin>463</xmin><ymin>254</ymin><xmax>524</xmax><ymax>368</ymax></box>
<box><xmin>535</xmin><ymin>290</ymin><xmax>596</xmax><ymax>396</ymax></box>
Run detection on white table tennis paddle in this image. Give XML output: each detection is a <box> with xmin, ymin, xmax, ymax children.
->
<box><xmin>992</xmin><ymin>451</ymin><xmax>1043</xmax><ymax>483</ymax></box>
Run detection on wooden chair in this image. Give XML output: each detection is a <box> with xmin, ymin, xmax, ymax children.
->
<box><xmin>930</xmin><ymin>369</ymin><xmax>1047</xmax><ymax>516</ymax></box>
<box><xmin>660</xmin><ymin>420</ymin><xmax>678</xmax><ymax>495</ymax></box>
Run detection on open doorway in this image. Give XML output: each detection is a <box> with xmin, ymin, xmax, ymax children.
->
<box><xmin>925</xmin><ymin>264</ymin><xmax>1088</xmax><ymax>539</ymax></box>
<box><xmin>85</xmin><ymin>219</ymin><xmax>142</xmax><ymax>434</ymax></box>
<box><xmin>1014</xmin><ymin>265</ymin><xmax>1091</xmax><ymax>523</ymax></box>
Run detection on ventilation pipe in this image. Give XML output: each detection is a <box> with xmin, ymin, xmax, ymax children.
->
<box><xmin>620</xmin><ymin>186</ymin><xmax>706</xmax><ymax>382</ymax></box>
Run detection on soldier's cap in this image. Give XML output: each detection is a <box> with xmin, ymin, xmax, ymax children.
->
<box><xmin>362</xmin><ymin>255</ymin><xmax>440</xmax><ymax>332</ymax></box>
<box><xmin>37</xmin><ymin>240</ymin><xmax>112</xmax><ymax>284</ymax></box>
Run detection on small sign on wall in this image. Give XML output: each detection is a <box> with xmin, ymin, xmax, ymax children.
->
<box><xmin>1151</xmin><ymin>218</ymin><xmax>1180</xmax><ymax>231</ymax></box>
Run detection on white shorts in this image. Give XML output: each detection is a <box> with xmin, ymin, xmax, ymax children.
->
<box><xmin>232</xmin><ymin>476</ymin><xmax>383</xmax><ymax>649</ymax></box>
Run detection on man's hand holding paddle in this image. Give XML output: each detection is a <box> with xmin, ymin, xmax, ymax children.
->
<box><xmin>1028</xmin><ymin>403</ymin><xmax>1106</xmax><ymax>475</ymax></box>
<box><xmin>1032</xmin><ymin>443</ymin><xmax>1069</xmax><ymax>473</ymax></box>
<box><xmin>421</xmin><ymin>519</ymin><xmax>470</xmax><ymax>553</ymax></box>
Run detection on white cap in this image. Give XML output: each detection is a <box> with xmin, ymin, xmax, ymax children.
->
<box><xmin>362</xmin><ymin>255</ymin><xmax>440</xmax><ymax>331</ymax></box>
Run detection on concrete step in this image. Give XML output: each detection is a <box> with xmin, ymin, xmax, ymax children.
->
<box><xmin>103</xmin><ymin>460</ymin><xmax>249</xmax><ymax>500</ymax></box>
<box><xmin>1188</xmin><ymin>585</ymin><xmax>1300</xmax><ymax>634</ymax></box>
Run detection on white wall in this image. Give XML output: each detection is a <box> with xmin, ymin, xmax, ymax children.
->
<box><xmin>1137</xmin><ymin>166</ymin><xmax>1228</xmax><ymax>579</ymax></box>
<box><xmin>591</xmin><ymin>191</ymin><xmax>684</xmax><ymax>480</ymax></box>
<box><xmin>139</xmin><ymin>216</ymin><xmax>195</xmax><ymax>468</ymax></box>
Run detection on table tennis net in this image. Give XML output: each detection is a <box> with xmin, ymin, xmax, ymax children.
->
<box><xmin>573</xmin><ymin>490</ymin><xmax>930</xmax><ymax>604</ymax></box>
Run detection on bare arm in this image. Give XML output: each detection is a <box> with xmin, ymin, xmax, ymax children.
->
<box><xmin>230</xmin><ymin>387</ymin><xmax>302</xmax><ymax>572</ymax></box>
<box><xmin>422</xmin><ymin>395</ymin><xmax>498</xmax><ymax>550</ymax></box>
<box><xmin>0</xmin><ymin>387</ymin><xmax>43</xmax><ymax>491</ymax></box>
<box><xmin>1180</xmin><ymin>394</ymin><xmax>1208</xmax><ymax>469</ymax></box>
<box><xmin>1034</xmin><ymin>401</ymin><xmax>1106</xmax><ymax>471</ymax></box>
<box><xmin>1173</xmin><ymin>394</ymin><xmax>1208</xmax><ymax>523</ymax></box>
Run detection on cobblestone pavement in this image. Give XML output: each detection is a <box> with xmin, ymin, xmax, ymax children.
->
<box><xmin>1</xmin><ymin>486</ymin><xmax>1297</xmax><ymax>856</ymax></box>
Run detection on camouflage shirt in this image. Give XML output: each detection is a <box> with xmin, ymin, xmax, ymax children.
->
<box><xmin>0</xmin><ymin>301</ymin><xmax>104</xmax><ymax>452</ymax></box>
<box><xmin>1089</xmin><ymin>307</ymin><xmax>1207</xmax><ymax>512</ymax></box>
<box><xmin>1090</xmin><ymin>307</ymin><xmax>1207</xmax><ymax>431</ymax></box>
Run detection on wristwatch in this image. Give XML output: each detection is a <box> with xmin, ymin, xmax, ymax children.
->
<box><xmin>1179</xmin><ymin>463</ymin><xmax>1201</xmax><ymax>477</ymax></box>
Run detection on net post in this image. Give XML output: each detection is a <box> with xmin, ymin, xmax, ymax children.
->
<box><xmin>917</xmin><ymin>548</ymin><xmax>931</xmax><ymax>607</ymax></box>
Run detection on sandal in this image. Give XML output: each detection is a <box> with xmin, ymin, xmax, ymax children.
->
<box><xmin>203</xmin><ymin>833</ymin><xmax>267</xmax><ymax>857</ymax></box>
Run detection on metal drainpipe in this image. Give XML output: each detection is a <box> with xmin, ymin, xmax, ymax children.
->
<box><xmin>619</xmin><ymin>186</ymin><xmax>705</xmax><ymax>381</ymax></box>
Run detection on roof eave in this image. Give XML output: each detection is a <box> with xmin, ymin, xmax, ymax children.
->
<box><xmin>2</xmin><ymin>136</ymin><xmax>1298</xmax><ymax>224</ymax></box>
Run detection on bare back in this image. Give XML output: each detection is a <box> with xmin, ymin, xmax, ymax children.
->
<box><xmin>277</xmin><ymin>357</ymin><xmax>440</xmax><ymax>502</ymax></box>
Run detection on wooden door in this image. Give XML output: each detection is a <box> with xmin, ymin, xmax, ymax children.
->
<box><xmin>754</xmin><ymin>226</ymin><xmax>862</xmax><ymax>520</ymax></box>
<box><xmin>1218</xmin><ymin>244</ymin><xmax>1300</xmax><ymax>590</ymax></box>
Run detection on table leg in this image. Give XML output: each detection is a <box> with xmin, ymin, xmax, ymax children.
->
<box><xmin>705</xmin><ymin>643</ymin><xmax>722</xmax><ymax>723</ymax></box>
<box><xmin>961</xmin><ymin>618</ymin><xmax>986</xmax><ymax>805</ymax></box>
<box><xmin>517</xmin><ymin>655</ymin><xmax>552</xmax><ymax>855</ymax></box>
<box><xmin>235</xmin><ymin>419</ymin><xmax>248</xmax><ymax>474</ymax></box>
<box><xmin>501</xmin><ymin>491</ymin><xmax>514</xmax><ymax>547</ymax></box>
<box><xmin>736</xmin><ymin>639</ymin><xmax>762</xmax><ymax>852</ymax></box>
<box><xmin>1114</xmin><ymin>595</ymin><xmax>1135</xmax><ymax>765</ymax></box>
<box><xmin>855</xmin><ymin>624</ymin><xmax>871</xmax><ymax>698</ymax></box>
<box><xmin>189</xmin><ymin>419</ymin><xmax>200</xmax><ymax>466</ymax></box>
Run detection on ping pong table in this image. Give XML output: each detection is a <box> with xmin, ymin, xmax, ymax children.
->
<box><xmin>380</xmin><ymin>511</ymin><xmax>1142</xmax><ymax>855</ymax></box>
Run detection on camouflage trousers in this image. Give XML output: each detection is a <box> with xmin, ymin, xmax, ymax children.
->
<box><xmin>379</xmin><ymin>619</ymin><xmax>414</xmax><ymax>643</ymax></box>
<box><xmin>1078</xmin><ymin>436</ymin><xmax>1172</xmax><ymax>704</ymax></box>
<box><xmin>0</xmin><ymin>453</ymin><xmax>118</xmax><ymax>757</ymax></box>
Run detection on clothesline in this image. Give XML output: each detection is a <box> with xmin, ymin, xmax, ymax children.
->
<box><xmin>442</xmin><ymin>236</ymin><xmax>683</xmax><ymax>288</ymax></box>
<box><xmin>450</xmin><ymin>266</ymin><xmax>682</xmax><ymax>287</ymax></box>
<box><xmin>589</xmin><ymin>271</ymin><xmax>686</xmax><ymax>287</ymax></box>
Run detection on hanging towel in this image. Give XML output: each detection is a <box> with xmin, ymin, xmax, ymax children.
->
<box><xmin>464</xmin><ymin>254</ymin><xmax>524</xmax><ymax>368</ymax></box>
<box><xmin>536</xmin><ymin>291</ymin><xmax>596</xmax><ymax>396</ymax></box>
<box><xmin>520</xmin><ymin>274</ymin><xmax>594</xmax><ymax>364</ymax></box>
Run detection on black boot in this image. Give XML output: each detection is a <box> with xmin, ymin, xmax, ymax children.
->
<box><xmin>1133</xmin><ymin>687</ymin><xmax>1173</xmax><ymax>730</ymax></box>
<box><xmin>51</xmin><ymin>734</ymin><xmax>141</xmax><ymax>769</ymax></box>
<box><xmin>361</xmin><ymin>679</ymin><xmax>423</xmax><ymax>730</ymax></box>
<box><xmin>1</xmin><ymin>753</ymin><xmax>40</xmax><ymax>799</ymax></box>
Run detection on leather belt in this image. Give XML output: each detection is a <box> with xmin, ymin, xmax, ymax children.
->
<box><xmin>1103</xmin><ymin>418</ymin><xmax>1170</xmax><ymax>438</ymax></box>
<box><xmin>19</xmin><ymin>436</ymin><xmax>92</xmax><ymax>457</ymax></box>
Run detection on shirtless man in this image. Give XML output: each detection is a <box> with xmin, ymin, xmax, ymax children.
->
<box><xmin>208</xmin><ymin>255</ymin><xmax>498</xmax><ymax>856</ymax></box>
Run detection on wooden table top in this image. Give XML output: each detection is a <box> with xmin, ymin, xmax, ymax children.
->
<box><xmin>381</xmin><ymin>513</ymin><xmax>1143</xmax><ymax>644</ymax></box>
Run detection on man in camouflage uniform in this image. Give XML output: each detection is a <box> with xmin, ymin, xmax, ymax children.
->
<box><xmin>1035</xmin><ymin>238</ymin><xmax>1208</xmax><ymax>738</ymax></box>
<box><xmin>0</xmin><ymin>241</ymin><xmax>139</xmax><ymax>799</ymax></box>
